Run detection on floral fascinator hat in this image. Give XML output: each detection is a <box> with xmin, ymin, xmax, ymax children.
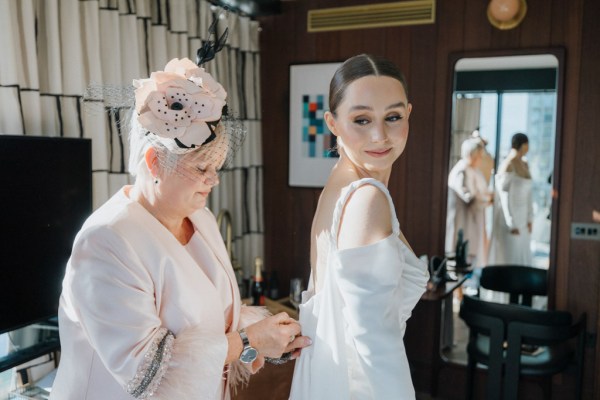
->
<box><xmin>133</xmin><ymin>58</ymin><xmax>227</xmax><ymax>154</ymax></box>
<box><xmin>127</xmin><ymin>19</ymin><xmax>245</xmax><ymax>179</ymax></box>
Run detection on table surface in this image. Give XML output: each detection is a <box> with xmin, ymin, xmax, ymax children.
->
<box><xmin>242</xmin><ymin>297</ymin><xmax>298</xmax><ymax>319</ymax></box>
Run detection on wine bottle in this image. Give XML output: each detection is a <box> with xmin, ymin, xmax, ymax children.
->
<box><xmin>251</xmin><ymin>257</ymin><xmax>266</xmax><ymax>306</ymax></box>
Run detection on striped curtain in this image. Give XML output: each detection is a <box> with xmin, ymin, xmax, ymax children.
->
<box><xmin>0</xmin><ymin>0</ymin><xmax>263</xmax><ymax>280</ymax></box>
<box><xmin>450</xmin><ymin>96</ymin><xmax>481</xmax><ymax>167</ymax></box>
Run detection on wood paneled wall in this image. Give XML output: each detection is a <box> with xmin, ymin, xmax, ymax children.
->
<box><xmin>258</xmin><ymin>0</ymin><xmax>600</xmax><ymax>398</ymax></box>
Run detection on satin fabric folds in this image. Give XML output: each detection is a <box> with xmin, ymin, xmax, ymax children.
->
<box><xmin>290</xmin><ymin>178</ymin><xmax>429</xmax><ymax>400</ymax></box>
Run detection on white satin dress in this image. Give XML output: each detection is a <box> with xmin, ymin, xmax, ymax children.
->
<box><xmin>289</xmin><ymin>178</ymin><xmax>429</xmax><ymax>400</ymax></box>
<box><xmin>488</xmin><ymin>172</ymin><xmax>533</xmax><ymax>266</ymax></box>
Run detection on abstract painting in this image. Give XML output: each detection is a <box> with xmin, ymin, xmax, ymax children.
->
<box><xmin>289</xmin><ymin>62</ymin><xmax>341</xmax><ymax>187</ymax></box>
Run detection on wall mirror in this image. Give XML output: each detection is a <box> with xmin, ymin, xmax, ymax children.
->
<box><xmin>442</xmin><ymin>50</ymin><xmax>564</xmax><ymax>364</ymax></box>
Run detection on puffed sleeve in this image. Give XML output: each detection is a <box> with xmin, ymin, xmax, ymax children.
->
<box><xmin>335</xmin><ymin>239</ymin><xmax>425</xmax><ymax>399</ymax></box>
<box><xmin>449</xmin><ymin>169</ymin><xmax>474</xmax><ymax>204</ymax></box>
<box><xmin>68</xmin><ymin>225</ymin><xmax>228</xmax><ymax>399</ymax></box>
<box><xmin>497</xmin><ymin>173</ymin><xmax>516</xmax><ymax>229</ymax></box>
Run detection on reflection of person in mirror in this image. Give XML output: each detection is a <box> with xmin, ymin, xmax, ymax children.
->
<box><xmin>289</xmin><ymin>54</ymin><xmax>429</xmax><ymax>399</ymax></box>
<box><xmin>488</xmin><ymin>133</ymin><xmax>533</xmax><ymax>266</ymax></box>
<box><xmin>445</xmin><ymin>138</ymin><xmax>493</xmax><ymax>268</ymax></box>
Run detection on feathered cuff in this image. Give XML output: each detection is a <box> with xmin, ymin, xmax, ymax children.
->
<box><xmin>228</xmin><ymin>305</ymin><xmax>272</xmax><ymax>391</ymax></box>
<box><xmin>126</xmin><ymin>328</ymin><xmax>175</xmax><ymax>399</ymax></box>
<box><xmin>136</xmin><ymin>326</ymin><xmax>228</xmax><ymax>399</ymax></box>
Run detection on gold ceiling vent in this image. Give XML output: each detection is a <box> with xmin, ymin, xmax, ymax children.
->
<box><xmin>308</xmin><ymin>0</ymin><xmax>436</xmax><ymax>33</ymax></box>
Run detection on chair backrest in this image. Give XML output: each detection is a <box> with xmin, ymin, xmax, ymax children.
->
<box><xmin>459</xmin><ymin>295</ymin><xmax>586</xmax><ymax>400</ymax></box>
<box><xmin>480</xmin><ymin>265</ymin><xmax>547</xmax><ymax>306</ymax></box>
<box><xmin>459</xmin><ymin>294</ymin><xmax>571</xmax><ymax>343</ymax></box>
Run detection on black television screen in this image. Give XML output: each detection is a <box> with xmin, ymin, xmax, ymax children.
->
<box><xmin>0</xmin><ymin>135</ymin><xmax>92</xmax><ymax>334</ymax></box>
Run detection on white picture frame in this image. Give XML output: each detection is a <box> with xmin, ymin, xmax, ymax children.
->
<box><xmin>288</xmin><ymin>62</ymin><xmax>341</xmax><ymax>187</ymax></box>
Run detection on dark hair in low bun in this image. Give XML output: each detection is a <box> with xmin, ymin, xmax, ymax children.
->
<box><xmin>511</xmin><ymin>132</ymin><xmax>529</xmax><ymax>150</ymax></box>
<box><xmin>328</xmin><ymin>54</ymin><xmax>408</xmax><ymax>115</ymax></box>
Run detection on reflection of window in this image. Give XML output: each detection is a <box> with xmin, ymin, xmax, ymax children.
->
<box><xmin>454</xmin><ymin>88</ymin><xmax>557</xmax><ymax>267</ymax></box>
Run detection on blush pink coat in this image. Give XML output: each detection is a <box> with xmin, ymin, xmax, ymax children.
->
<box><xmin>51</xmin><ymin>187</ymin><xmax>263</xmax><ymax>400</ymax></box>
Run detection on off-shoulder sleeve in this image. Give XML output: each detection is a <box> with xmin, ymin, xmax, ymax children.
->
<box><xmin>68</xmin><ymin>225</ymin><xmax>227</xmax><ymax>399</ymax></box>
<box><xmin>336</xmin><ymin>239</ymin><xmax>423</xmax><ymax>398</ymax></box>
<box><xmin>497</xmin><ymin>173</ymin><xmax>516</xmax><ymax>229</ymax></box>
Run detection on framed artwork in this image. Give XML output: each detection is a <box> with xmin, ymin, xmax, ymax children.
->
<box><xmin>288</xmin><ymin>62</ymin><xmax>341</xmax><ymax>187</ymax></box>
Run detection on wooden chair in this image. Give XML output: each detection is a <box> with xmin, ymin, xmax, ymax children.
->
<box><xmin>459</xmin><ymin>295</ymin><xmax>586</xmax><ymax>400</ymax></box>
<box><xmin>479</xmin><ymin>265</ymin><xmax>547</xmax><ymax>306</ymax></box>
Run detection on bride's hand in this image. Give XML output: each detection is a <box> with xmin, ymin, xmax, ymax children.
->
<box><xmin>285</xmin><ymin>335</ymin><xmax>312</xmax><ymax>360</ymax></box>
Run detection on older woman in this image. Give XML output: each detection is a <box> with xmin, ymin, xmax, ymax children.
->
<box><xmin>50</xmin><ymin>58</ymin><xmax>310</xmax><ymax>400</ymax></box>
<box><xmin>445</xmin><ymin>137</ymin><xmax>493</xmax><ymax>268</ymax></box>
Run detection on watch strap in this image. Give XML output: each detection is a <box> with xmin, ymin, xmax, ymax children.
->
<box><xmin>238</xmin><ymin>328</ymin><xmax>250</xmax><ymax>348</ymax></box>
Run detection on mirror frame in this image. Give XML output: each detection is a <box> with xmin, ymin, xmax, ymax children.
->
<box><xmin>443</xmin><ymin>47</ymin><xmax>566</xmax><ymax>308</ymax></box>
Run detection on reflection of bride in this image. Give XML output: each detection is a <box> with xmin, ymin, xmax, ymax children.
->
<box><xmin>488</xmin><ymin>133</ymin><xmax>533</xmax><ymax>266</ymax></box>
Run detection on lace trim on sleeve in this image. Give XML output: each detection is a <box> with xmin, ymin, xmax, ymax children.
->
<box><xmin>126</xmin><ymin>327</ymin><xmax>175</xmax><ymax>399</ymax></box>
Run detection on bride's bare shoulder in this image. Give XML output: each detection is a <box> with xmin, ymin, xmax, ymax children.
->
<box><xmin>337</xmin><ymin>182</ymin><xmax>392</xmax><ymax>249</ymax></box>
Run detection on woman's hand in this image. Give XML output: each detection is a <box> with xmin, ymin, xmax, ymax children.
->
<box><xmin>510</xmin><ymin>228</ymin><xmax>520</xmax><ymax>235</ymax></box>
<box><xmin>245</xmin><ymin>312</ymin><xmax>310</xmax><ymax>358</ymax></box>
<box><xmin>285</xmin><ymin>335</ymin><xmax>311</xmax><ymax>360</ymax></box>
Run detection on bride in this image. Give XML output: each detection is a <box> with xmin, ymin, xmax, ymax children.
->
<box><xmin>289</xmin><ymin>54</ymin><xmax>429</xmax><ymax>400</ymax></box>
<box><xmin>487</xmin><ymin>132</ymin><xmax>533</xmax><ymax>267</ymax></box>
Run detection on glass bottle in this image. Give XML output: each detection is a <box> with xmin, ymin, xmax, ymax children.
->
<box><xmin>251</xmin><ymin>257</ymin><xmax>266</xmax><ymax>306</ymax></box>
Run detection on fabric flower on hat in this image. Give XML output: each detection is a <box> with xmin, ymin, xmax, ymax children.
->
<box><xmin>133</xmin><ymin>58</ymin><xmax>227</xmax><ymax>153</ymax></box>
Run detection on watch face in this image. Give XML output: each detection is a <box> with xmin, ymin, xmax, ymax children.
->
<box><xmin>240</xmin><ymin>347</ymin><xmax>258</xmax><ymax>364</ymax></box>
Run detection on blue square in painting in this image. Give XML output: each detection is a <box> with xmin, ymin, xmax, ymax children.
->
<box><xmin>317</xmin><ymin>95</ymin><xmax>324</xmax><ymax>109</ymax></box>
<box><xmin>300</xmin><ymin>93</ymin><xmax>333</xmax><ymax>158</ymax></box>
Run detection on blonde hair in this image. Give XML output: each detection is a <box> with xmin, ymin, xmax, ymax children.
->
<box><xmin>461</xmin><ymin>138</ymin><xmax>484</xmax><ymax>160</ymax></box>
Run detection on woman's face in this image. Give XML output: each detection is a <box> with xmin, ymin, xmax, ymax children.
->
<box><xmin>519</xmin><ymin>142</ymin><xmax>529</xmax><ymax>156</ymax></box>
<box><xmin>155</xmin><ymin>147</ymin><xmax>225</xmax><ymax>214</ymax></box>
<box><xmin>325</xmin><ymin>75</ymin><xmax>412</xmax><ymax>176</ymax></box>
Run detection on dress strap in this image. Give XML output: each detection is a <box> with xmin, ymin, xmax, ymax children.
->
<box><xmin>330</xmin><ymin>178</ymin><xmax>400</xmax><ymax>245</ymax></box>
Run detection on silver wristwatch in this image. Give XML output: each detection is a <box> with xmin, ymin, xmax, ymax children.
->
<box><xmin>238</xmin><ymin>328</ymin><xmax>258</xmax><ymax>364</ymax></box>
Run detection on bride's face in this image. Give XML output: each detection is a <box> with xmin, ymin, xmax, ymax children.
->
<box><xmin>325</xmin><ymin>75</ymin><xmax>412</xmax><ymax>175</ymax></box>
